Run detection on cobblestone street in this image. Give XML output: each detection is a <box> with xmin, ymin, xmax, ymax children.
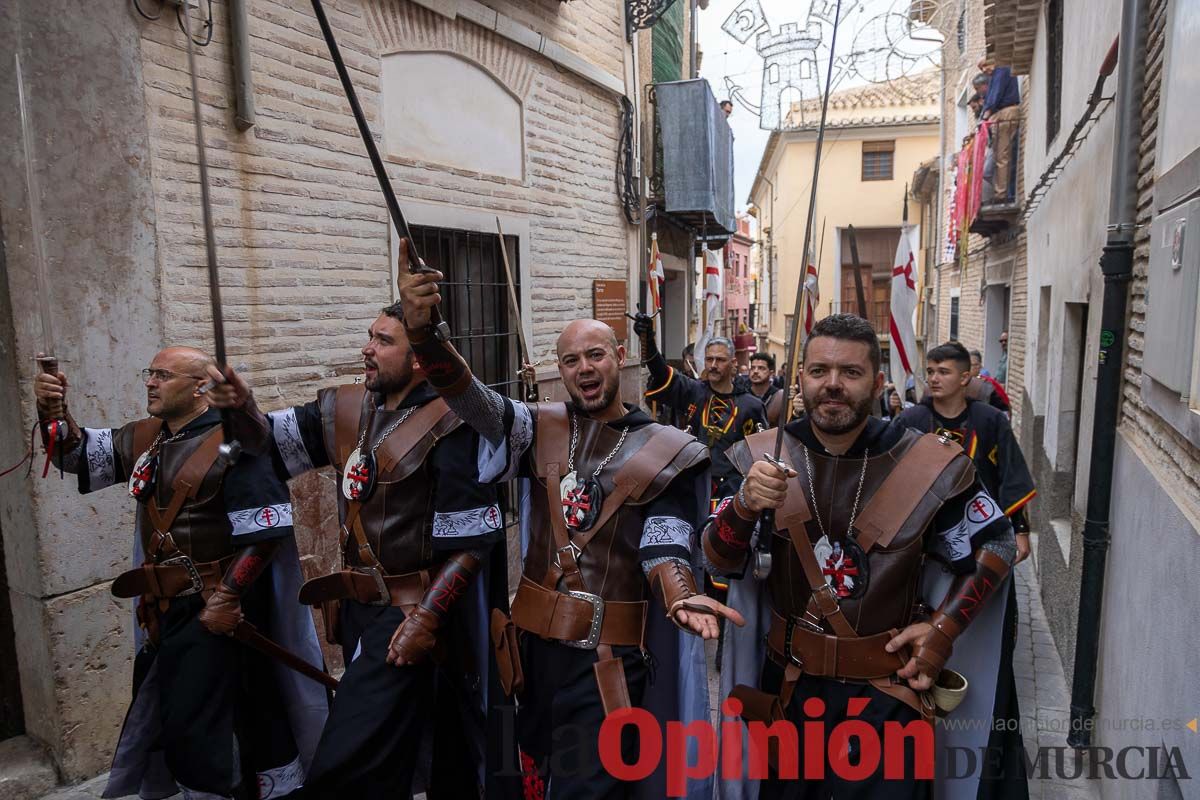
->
<box><xmin>1013</xmin><ymin>550</ymin><xmax>1101</xmax><ymax>800</ymax></box>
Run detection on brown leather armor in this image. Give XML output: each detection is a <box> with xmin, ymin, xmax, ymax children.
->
<box><xmin>116</xmin><ymin>422</ymin><xmax>235</xmax><ymax>564</ymax></box>
<box><xmin>731</xmin><ymin>428</ymin><xmax>975</xmax><ymax>637</ymax></box>
<box><xmin>320</xmin><ymin>385</ymin><xmax>462</xmax><ymax>575</ymax></box>
<box><xmin>520</xmin><ymin>403</ymin><xmax>707</xmax><ymax>603</ymax></box>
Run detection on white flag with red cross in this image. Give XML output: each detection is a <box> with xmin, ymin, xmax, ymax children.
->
<box><xmin>889</xmin><ymin>224</ymin><xmax>921</xmax><ymax>392</ymax></box>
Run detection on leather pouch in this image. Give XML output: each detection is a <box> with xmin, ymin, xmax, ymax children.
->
<box><xmin>729</xmin><ymin>683</ymin><xmax>785</xmax><ymax>724</ymax></box>
<box><xmin>491</xmin><ymin>609</ymin><xmax>524</xmax><ymax>696</ymax></box>
<box><xmin>593</xmin><ymin>655</ymin><xmax>632</xmax><ymax>715</ymax></box>
<box><xmin>321</xmin><ymin>598</ymin><xmax>342</xmax><ymax>646</ymax></box>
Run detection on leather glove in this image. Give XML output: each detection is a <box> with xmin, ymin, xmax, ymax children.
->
<box><xmin>386</xmin><ymin>605</ymin><xmax>440</xmax><ymax>666</ymax></box>
<box><xmin>632</xmin><ymin>311</ymin><xmax>658</xmax><ymax>360</ymax></box>
<box><xmin>198</xmin><ymin>584</ymin><xmax>243</xmax><ymax>636</ymax></box>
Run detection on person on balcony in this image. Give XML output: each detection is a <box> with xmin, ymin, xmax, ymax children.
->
<box><xmin>978</xmin><ymin>59</ymin><xmax>1022</xmax><ymax>205</ymax></box>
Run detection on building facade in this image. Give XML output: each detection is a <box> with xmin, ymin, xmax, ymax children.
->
<box><xmin>979</xmin><ymin>2</ymin><xmax>1200</xmax><ymax>797</ymax></box>
<box><xmin>0</xmin><ymin>0</ymin><xmax>723</xmax><ymax>789</ymax></box>
<box><xmin>748</xmin><ymin>73</ymin><xmax>940</xmax><ymax>369</ymax></box>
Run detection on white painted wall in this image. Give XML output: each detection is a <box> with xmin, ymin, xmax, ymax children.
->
<box><xmin>1021</xmin><ymin>0</ymin><xmax>1120</xmax><ymax>508</ymax></box>
<box><xmin>382</xmin><ymin>52</ymin><xmax>524</xmax><ymax>180</ymax></box>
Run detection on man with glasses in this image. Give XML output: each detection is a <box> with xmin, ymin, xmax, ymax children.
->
<box><xmin>33</xmin><ymin>347</ymin><xmax>326</xmax><ymax>800</ymax></box>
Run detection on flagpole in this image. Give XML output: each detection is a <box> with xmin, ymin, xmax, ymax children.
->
<box><xmin>773</xmin><ymin>0</ymin><xmax>844</xmax><ymax>461</ymax></box>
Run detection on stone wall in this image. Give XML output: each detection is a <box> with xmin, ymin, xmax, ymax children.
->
<box><xmin>0</xmin><ymin>0</ymin><xmax>636</xmax><ymax>781</ymax></box>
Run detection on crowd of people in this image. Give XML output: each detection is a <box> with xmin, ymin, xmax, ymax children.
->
<box><xmin>31</xmin><ymin>242</ymin><xmax>1036</xmax><ymax>798</ymax></box>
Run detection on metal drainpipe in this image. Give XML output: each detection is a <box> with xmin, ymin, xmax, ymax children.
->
<box><xmin>1067</xmin><ymin>0</ymin><xmax>1146</xmax><ymax>748</ymax></box>
<box><xmin>228</xmin><ymin>0</ymin><xmax>255</xmax><ymax>130</ymax></box>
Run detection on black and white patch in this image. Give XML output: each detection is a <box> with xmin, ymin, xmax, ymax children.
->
<box><xmin>229</xmin><ymin>503</ymin><xmax>294</xmax><ymax>537</ymax></box>
<box><xmin>640</xmin><ymin>516</ymin><xmax>694</xmax><ymax>553</ymax></box>
<box><xmin>83</xmin><ymin>427</ymin><xmax>117</xmax><ymax>491</ymax></box>
<box><xmin>432</xmin><ymin>504</ymin><xmax>504</xmax><ymax>539</ymax></box>
<box><xmin>930</xmin><ymin>490</ymin><xmax>1003</xmax><ymax>563</ymax></box>
<box><xmin>257</xmin><ymin>755</ymin><xmax>304</xmax><ymax>800</ymax></box>
<box><xmin>269</xmin><ymin>409</ymin><xmax>314</xmax><ymax>478</ymax></box>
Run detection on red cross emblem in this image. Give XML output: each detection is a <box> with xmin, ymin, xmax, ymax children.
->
<box><xmin>254</xmin><ymin>506</ymin><xmax>278</xmax><ymax>528</ymax></box>
<box><xmin>822</xmin><ymin>545</ymin><xmax>860</xmax><ymax>598</ymax></box>
<box><xmin>562</xmin><ymin>486</ymin><xmax>592</xmax><ymax>527</ymax></box>
<box><xmin>484</xmin><ymin>505</ymin><xmax>502</xmax><ymax>529</ymax></box>
<box><xmin>967</xmin><ymin>496</ymin><xmax>997</xmax><ymax>524</ymax></box>
<box><xmin>347</xmin><ymin>462</ymin><xmax>371</xmax><ymax>499</ymax></box>
<box><xmin>892</xmin><ymin>252</ymin><xmax>916</xmax><ymax>290</ymax></box>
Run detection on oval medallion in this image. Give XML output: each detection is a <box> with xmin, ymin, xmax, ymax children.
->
<box><xmin>341</xmin><ymin>447</ymin><xmax>377</xmax><ymax>502</ymax></box>
<box><xmin>128</xmin><ymin>450</ymin><xmax>157</xmax><ymax>501</ymax></box>
<box><xmin>562</xmin><ymin>476</ymin><xmax>603</xmax><ymax>531</ymax></box>
<box><xmin>815</xmin><ymin>535</ymin><xmax>869</xmax><ymax>600</ymax></box>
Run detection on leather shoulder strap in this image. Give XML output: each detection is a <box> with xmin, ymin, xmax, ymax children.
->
<box><xmin>374</xmin><ymin>398</ymin><xmax>460</xmax><ymax>475</ymax></box>
<box><xmin>577</xmin><ymin>424</ymin><xmax>700</xmax><ymax>545</ymax></box>
<box><xmin>852</xmin><ymin>432</ymin><xmax>965</xmax><ymax>553</ymax></box>
<box><xmin>147</xmin><ymin>426</ymin><xmax>225</xmax><ymax>538</ymax></box>
<box><xmin>533</xmin><ymin>402</ymin><xmax>570</xmax><ymax>479</ymax></box>
<box><xmin>333</xmin><ymin>383</ymin><xmax>368</xmax><ymax>467</ymax></box>
<box><xmin>131</xmin><ymin>418</ymin><xmax>162</xmax><ymax>461</ymax></box>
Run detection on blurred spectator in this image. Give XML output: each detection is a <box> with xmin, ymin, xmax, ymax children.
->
<box><xmin>719</xmin><ymin>99</ymin><xmax>733</xmax><ymax>118</ymax></box>
<box><xmin>978</xmin><ymin>60</ymin><xmax>1021</xmax><ymax>204</ymax></box>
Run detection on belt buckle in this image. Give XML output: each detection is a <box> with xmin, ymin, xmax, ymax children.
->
<box><xmin>160</xmin><ymin>555</ymin><xmax>204</xmax><ymax>597</ymax></box>
<box><xmin>355</xmin><ymin>566</ymin><xmax>391</xmax><ymax>606</ymax></box>
<box><xmin>554</xmin><ymin>542</ymin><xmax>581</xmax><ymax>570</ymax></box>
<box><xmin>782</xmin><ymin>618</ymin><xmax>804</xmax><ymax>669</ymax></box>
<box><xmin>561</xmin><ymin>590</ymin><xmax>605</xmax><ymax>650</ymax></box>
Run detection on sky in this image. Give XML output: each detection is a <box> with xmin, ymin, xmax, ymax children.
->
<box><xmin>696</xmin><ymin>0</ymin><xmax>944</xmax><ymax>211</ymax></box>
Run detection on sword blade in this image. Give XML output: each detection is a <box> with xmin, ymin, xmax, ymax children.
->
<box><xmin>495</xmin><ymin>218</ymin><xmax>535</xmax><ymax>398</ymax></box>
<box><xmin>308</xmin><ymin>0</ymin><xmax>447</xmax><ymax>335</ymax></box>
<box><xmin>182</xmin><ymin>4</ymin><xmax>227</xmax><ymax>369</ymax></box>
<box><xmin>233</xmin><ymin>621</ymin><xmax>339</xmax><ymax>690</ymax></box>
<box><xmin>15</xmin><ymin>52</ymin><xmax>56</xmax><ymax>363</ymax></box>
<box><xmin>774</xmin><ymin>0</ymin><xmax>845</xmax><ymax>461</ymax></box>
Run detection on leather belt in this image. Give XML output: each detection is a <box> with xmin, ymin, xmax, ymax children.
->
<box><xmin>111</xmin><ymin>556</ymin><xmax>232</xmax><ymax>599</ymax></box>
<box><xmin>510</xmin><ymin>576</ymin><xmax>646</xmax><ymax>650</ymax></box>
<box><xmin>765</xmin><ymin>609</ymin><xmax>908</xmax><ymax>681</ymax></box>
<box><xmin>298</xmin><ymin>567</ymin><xmax>430</xmax><ymax>608</ymax></box>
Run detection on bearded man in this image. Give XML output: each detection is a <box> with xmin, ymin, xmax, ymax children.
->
<box><xmin>635</xmin><ymin>314</ymin><xmax>767</xmax><ymax>501</ymax></box>
<box><xmin>398</xmin><ymin>245</ymin><xmax>743</xmax><ymax>800</ymax></box>
<box><xmin>704</xmin><ymin>314</ymin><xmax>1018</xmax><ymax>800</ymax></box>
<box><xmin>208</xmin><ymin>300</ymin><xmax>513</xmax><ymax>799</ymax></box>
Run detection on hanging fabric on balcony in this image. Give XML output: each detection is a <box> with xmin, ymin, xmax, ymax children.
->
<box><xmin>655</xmin><ymin>79</ymin><xmax>736</xmax><ymax>237</ymax></box>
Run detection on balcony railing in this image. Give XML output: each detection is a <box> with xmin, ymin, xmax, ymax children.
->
<box><xmin>949</xmin><ymin>112</ymin><xmax>1022</xmax><ymax>244</ymax></box>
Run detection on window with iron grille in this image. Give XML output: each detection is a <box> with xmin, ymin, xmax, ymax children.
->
<box><xmin>957</xmin><ymin>7</ymin><xmax>965</xmax><ymax>52</ymax></box>
<box><xmin>1046</xmin><ymin>0</ymin><xmax>1064</xmax><ymax>143</ymax></box>
<box><xmin>408</xmin><ymin>224</ymin><xmax>523</xmax><ymax>576</ymax></box>
<box><xmin>862</xmin><ymin>141</ymin><xmax>895</xmax><ymax>181</ymax></box>
<box><xmin>949</xmin><ymin>294</ymin><xmax>961</xmax><ymax>341</ymax></box>
<box><xmin>408</xmin><ymin>225</ymin><xmax>522</xmax><ymax>395</ymax></box>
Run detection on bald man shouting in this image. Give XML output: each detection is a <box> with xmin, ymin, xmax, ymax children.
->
<box><xmin>398</xmin><ymin>246</ymin><xmax>742</xmax><ymax>800</ymax></box>
<box><xmin>34</xmin><ymin>347</ymin><xmax>326</xmax><ymax>800</ymax></box>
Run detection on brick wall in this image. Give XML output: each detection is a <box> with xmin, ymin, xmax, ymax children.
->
<box><xmin>134</xmin><ymin>0</ymin><xmax>633</xmax><ymax>674</ymax></box>
<box><xmin>1119</xmin><ymin>0</ymin><xmax>1200</xmax><ymax>517</ymax></box>
<box><xmin>140</xmin><ymin>0</ymin><xmax>631</xmax><ymax>395</ymax></box>
<box><xmin>934</xmin><ymin>0</ymin><xmax>1031</xmax><ymax>441</ymax></box>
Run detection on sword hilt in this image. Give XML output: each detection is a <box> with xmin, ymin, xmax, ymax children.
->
<box><xmin>35</xmin><ymin>355</ymin><xmax>65</xmax><ymax>422</ymax></box>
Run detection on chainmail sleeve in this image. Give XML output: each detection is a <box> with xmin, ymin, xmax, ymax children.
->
<box><xmin>444</xmin><ymin>377</ymin><xmax>508</xmax><ymax>446</ymax></box>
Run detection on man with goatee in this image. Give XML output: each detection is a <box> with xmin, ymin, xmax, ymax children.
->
<box><xmin>398</xmin><ymin>243</ymin><xmax>743</xmax><ymax>800</ymax></box>
<box><xmin>208</xmin><ymin>301</ymin><xmax>513</xmax><ymax>799</ymax></box>
<box><xmin>705</xmin><ymin>314</ymin><xmax>1017</xmax><ymax>800</ymax></box>
<box><xmin>34</xmin><ymin>347</ymin><xmax>325</xmax><ymax>800</ymax></box>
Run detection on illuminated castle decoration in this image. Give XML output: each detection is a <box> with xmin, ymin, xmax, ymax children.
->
<box><xmin>756</xmin><ymin>21</ymin><xmax>823</xmax><ymax>131</ymax></box>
